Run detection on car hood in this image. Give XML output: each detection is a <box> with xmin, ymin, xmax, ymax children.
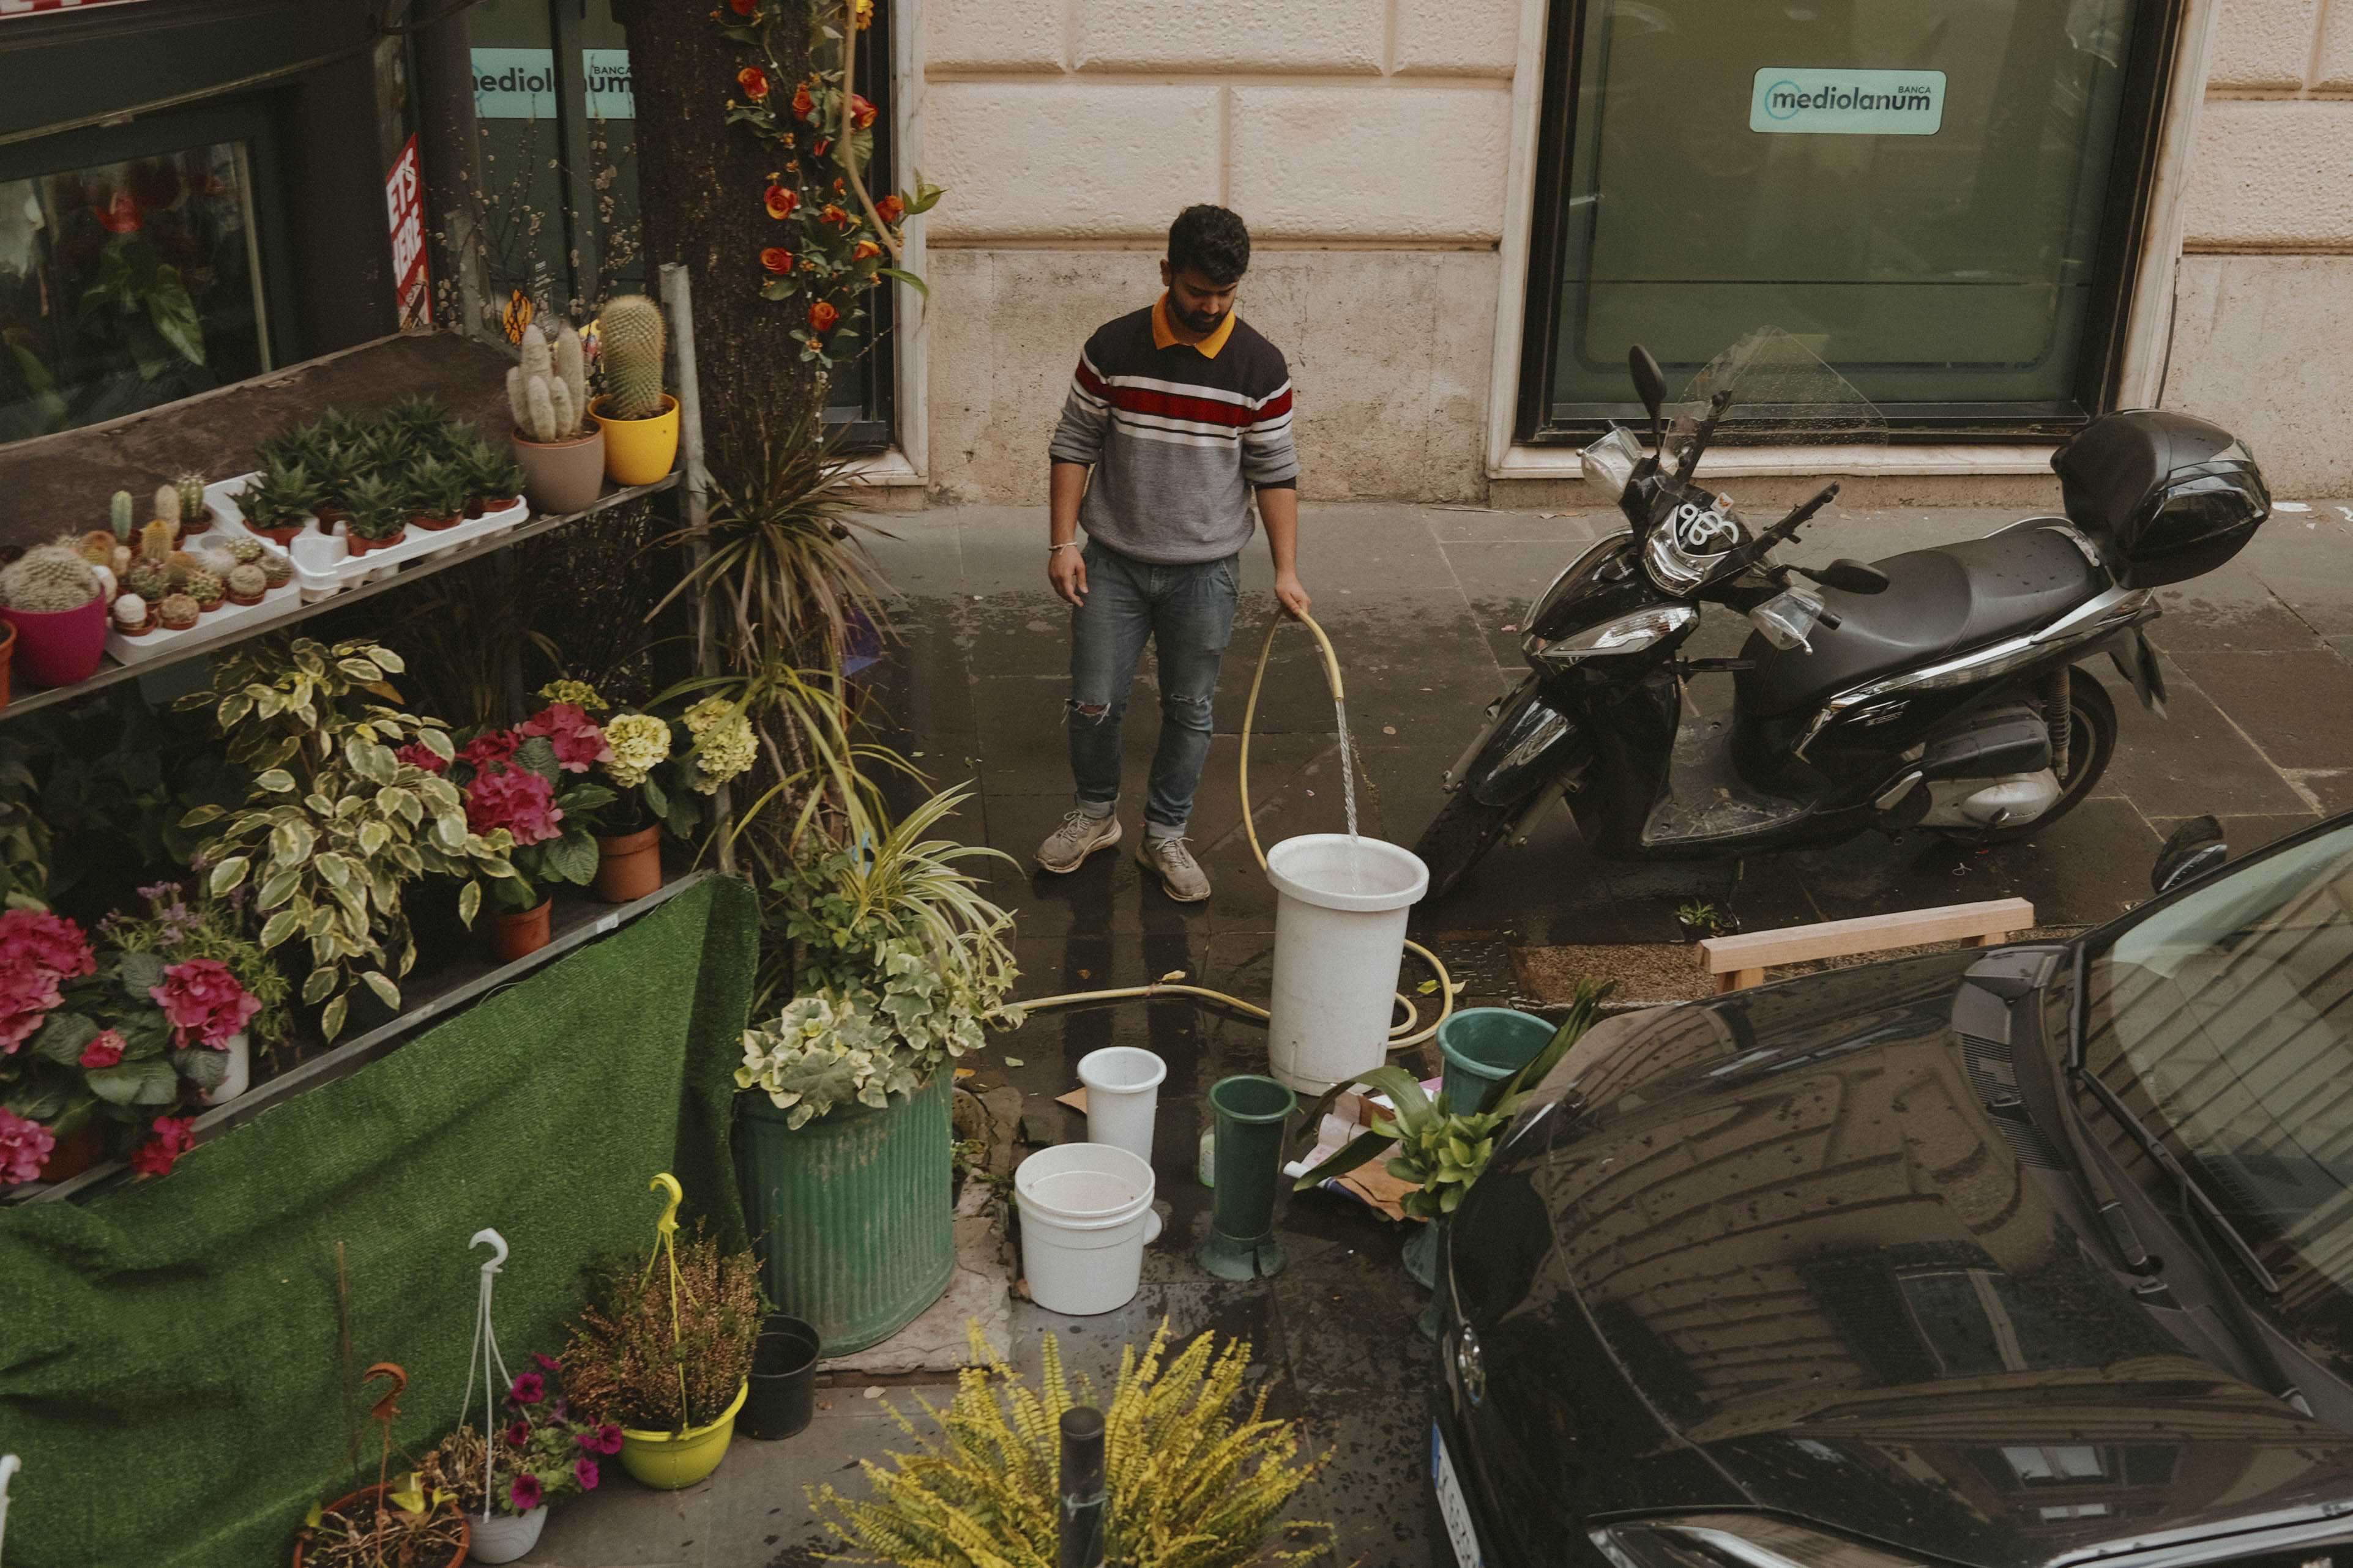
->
<box><xmin>1447</xmin><ymin>953</ymin><xmax>2353</xmax><ymax>1568</ymax></box>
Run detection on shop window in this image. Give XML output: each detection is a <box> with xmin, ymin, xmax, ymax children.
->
<box><xmin>1519</xmin><ymin>0</ymin><xmax>2183</xmax><ymax>440</ymax></box>
<box><xmin>0</xmin><ymin>106</ymin><xmax>284</xmax><ymax>444</ymax></box>
<box><xmin>461</xmin><ymin>0</ymin><xmax>893</xmax><ymax>450</ymax></box>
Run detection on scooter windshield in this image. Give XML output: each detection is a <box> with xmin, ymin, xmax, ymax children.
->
<box><xmin>1660</xmin><ymin>327</ymin><xmax>1887</xmax><ymax>472</ymax></box>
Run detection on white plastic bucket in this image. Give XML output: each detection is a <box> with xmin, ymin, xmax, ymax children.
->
<box><xmin>1078</xmin><ymin>1047</ymin><xmax>1166</xmax><ymax>1243</ymax></box>
<box><xmin>1264</xmin><ymin>834</ymin><xmax>1429</xmax><ymax>1095</ymax></box>
<box><xmin>1015</xmin><ymin>1142</ymin><xmax>1155</xmax><ymax>1315</ymax></box>
<box><xmin>469</xmin><ymin>1504</ymin><xmax>547</xmax><ymax>1564</ymax></box>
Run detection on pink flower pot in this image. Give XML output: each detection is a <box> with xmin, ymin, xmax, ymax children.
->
<box><xmin>0</xmin><ymin>594</ymin><xmax>107</xmax><ymax>688</ymax></box>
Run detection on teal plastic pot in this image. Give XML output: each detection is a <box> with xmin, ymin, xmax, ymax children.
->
<box><xmin>1437</xmin><ymin>1008</ymin><xmax>1555</xmax><ymax>1111</ymax></box>
<box><xmin>1198</xmin><ymin>1075</ymin><xmax>1296</xmax><ymax>1280</ymax></box>
<box><xmin>735</xmin><ymin>1070</ymin><xmax>953</xmax><ymax>1356</ymax></box>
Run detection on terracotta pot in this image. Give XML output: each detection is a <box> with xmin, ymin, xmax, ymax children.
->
<box><xmin>0</xmin><ymin>619</ymin><xmax>14</xmax><ymax>710</ymax></box>
<box><xmin>413</xmin><ymin>512</ymin><xmax>461</xmax><ymax>532</ymax></box>
<box><xmin>462</xmin><ymin>497</ymin><xmax>486</xmax><ymax>519</ymax></box>
<box><xmin>0</xmin><ymin>594</ymin><xmax>107</xmax><ymax>688</ymax></box>
<box><xmin>591</xmin><ymin>393</ymin><xmax>681</xmax><ymax>486</ymax></box>
<box><xmin>182</xmin><ymin>512</ymin><xmax>211</xmax><ymax>536</ymax></box>
<box><xmin>594</xmin><ymin>824</ymin><xmax>663</xmax><ymax>904</ymax></box>
<box><xmin>37</xmin><ymin>1120</ymin><xmax>105</xmax><ymax>1184</ymax></box>
<box><xmin>490</xmin><ymin>898</ymin><xmax>552</xmax><ymax>962</ymax></box>
<box><xmin>348</xmin><ymin>527</ymin><xmax>408</xmax><ymax>558</ymax></box>
<box><xmin>292</xmin><ymin>1485</ymin><xmax>469</xmax><ymax>1568</ymax></box>
<box><xmin>510</xmin><ymin>426</ymin><xmax>606</xmax><ymax>516</ymax></box>
<box><xmin>314</xmin><ymin>505</ymin><xmax>348</xmax><ymax>529</ymax></box>
<box><xmin>257</xmin><ymin>518</ymin><xmax>310</xmax><ymax>547</ymax></box>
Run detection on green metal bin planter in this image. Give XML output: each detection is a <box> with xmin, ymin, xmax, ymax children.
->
<box><xmin>734</xmin><ymin>1069</ymin><xmax>955</xmax><ymax>1356</ymax></box>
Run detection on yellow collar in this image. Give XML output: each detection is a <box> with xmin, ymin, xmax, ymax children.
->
<box><xmin>1152</xmin><ymin>292</ymin><xmax>1236</xmax><ymax>358</ymax></box>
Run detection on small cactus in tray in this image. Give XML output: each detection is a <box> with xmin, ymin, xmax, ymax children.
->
<box><xmin>258</xmin><ymin>548</ymin><xmax>293</xmax><ymax>589</ymax></box>
<box><xmin>225</xmin><ymin>562</ymin><xmax>267</xmax><ymax>604</ymax></box>
<box><xmin>225</xmin><ymin>535</ymin><xmax>266</xmax><ymax>565</ymax></box>
<box><xmin>0</xmin><ymin>544</ymin><xmax>102</xmax><ymax>612</ymax></box>
<box><xmin>184</xmin><ymin>566</ymin><xmax>225</xmax><ymax>611</ymax></box>
<box><xmin>158</xmin><ymin>592</ymin><xmax>200</xmax><ymax>631</ymax></box>
<box><xmin>75</xmin><ymin>532</ymin><xmax>116</xmax><ymax>568</ymax></box>
<box><xmin>174</xmin><ymin>472</ymin><xmax>211</xmax><ymax>533</ymax></box>
<box><xmin>110</xmin><ymin>489</ymin><xmax>135</xmax><ymax>540</ymax></box>
<box><xmin>139</xmin><ymin>517</ymin><xmax>174</xmax><ymax>565</ymax></box>
<box><xmin>126</xmin><ymin>560</ymin><xmax>171</xmax><ymax>601</ymax></box>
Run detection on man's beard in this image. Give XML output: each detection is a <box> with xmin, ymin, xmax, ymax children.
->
<box><xmin>1172</xmin><ymin>301</ymin><xmax>1226</xmax><ymax>335</ymax></box>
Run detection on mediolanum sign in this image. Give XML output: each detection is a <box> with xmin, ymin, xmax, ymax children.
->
<box><xmin>1749</xmin><ymin>67</ymin><xmax>1947</xmax><ymax>135</ymax></box>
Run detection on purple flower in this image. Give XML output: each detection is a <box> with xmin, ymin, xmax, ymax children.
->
<box><xmin>573</xmin><ymin>1457</ymin><xmax>600</xmax><ymax>1492</ymax></box>
<box><xmin>509</xmin><ymin>1371</ymin><xmax>545</xmax><ymax>1405</ymax></box>
<box><xmin>583</xmin><ymin>1422</ymin><xmax>624</xmax><ymax>1456</ymax></box>
<box><xmin>532</xmin><ymin>1351</ymin><xmax>562</xmax><ymax>1373</ymax></box>
<box><xmin>504</xmin><ymin>1418</ymin><xmax>531</xmax><ymax>1447</ymax></box>
<box><xmin>509</xmin><ymin>1473</ymin><xmax>542</xmax><ymax>1512</ymax></box>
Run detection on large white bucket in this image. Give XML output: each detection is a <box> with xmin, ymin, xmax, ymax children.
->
<box><xmin>1014</xmin><ymin>1142</ymin><xmax>1156</xmax><ymax>1315</ymax></box>
<box><xmin>1264</xmin><ymin>834</ymin><xmax>1429</xmax><ymax>1095</ymax></box>
<box><xmin>1078</xmin><ymin>1047</ymin><xmax>1167</xmax><ymax>1244</ymax></box>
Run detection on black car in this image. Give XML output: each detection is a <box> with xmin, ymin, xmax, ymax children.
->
<box><xmin>1434</xmin><ymin>814</ymin><xmax>2353</xmax><ymax>1568</ymax></box>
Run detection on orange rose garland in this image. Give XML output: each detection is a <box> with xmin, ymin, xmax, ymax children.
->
<box><xmin>874</xmin><ymin>193</ymin><xmax>903</xmax><ymax>225</ymax></box>
<box><xmin>737</xmin><ymin>65</ymin><xmax>770</xmax><ymax>98</ymax></box>
<box><xmin>764</xmin><ymin>182</ymin><xmax>799</xmax><ymax>218</ymax></box>
<box><xmin>808</xmin><ymin>301</ymin><xmax>840</xmax><ymax>333</ymax></box>
<box><xmin>761</xmin><ymin>247</ymin><xmax>795</xmax><ymax>274</ymax></box>
<box><xmin>791</xmin><ymin>81</ymin><xmax>815</xmax><ymax>119</ymax></box>
<box><xmin>849</xmin><ymin>94</ymin><xmax>877</xmax><ymax>129</ymax></box>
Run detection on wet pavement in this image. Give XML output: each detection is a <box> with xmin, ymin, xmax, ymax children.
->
<box><xmin>539</xmin><ymin>497</ymin><xmax>2353</xmax><ymax>1567</ymax></box>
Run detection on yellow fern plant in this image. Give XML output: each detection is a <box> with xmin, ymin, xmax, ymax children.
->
<box><xmin>811</xmin><ymin>1321</ymin><xmax>1334</xmax><ymax>1567</ymax></box>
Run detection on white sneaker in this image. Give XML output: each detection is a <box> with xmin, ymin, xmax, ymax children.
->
<box><xmin>1138</xmin><ymin>836</ymin><xmax>1210</xmax><ymax>902</ymax></box>
<box><xmin>1038</xmin><ymin>809</ymin><xmax>1121</xmax><ymax>873</ymax></box>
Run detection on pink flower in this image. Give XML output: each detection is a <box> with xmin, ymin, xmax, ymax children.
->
<box><xmin>0</xmin><ymin>910</ymin><xmax>95</xmax><ymax>981</ymax></box>
<box><xmin>458</xmin><ymin>729</ymin><xmax>521</xmax><ymax>771</ymax></box>
<box><xmin>464</xmin><ymin>765</ymin><xmax>563</xmax><ymax>847</ymax></box>
<box><xmin>532</xmin><ymin>1351</ymin><xmax>562</xmax><ymax>1373</ymax></box>
<box><xmin>130</xmin><ymin>1115</ymin><xmax>195</xmax><ymax>1178</ymax></box>
<box><xmin>504</xmin><ymin>1418</ymin><xmax>532</xmax><ymax>1447</ymax></box>
<box><xmin>573</xmin><ymin>1457</ymin><xmax>599</xmax><ymax>1491</ymax></box>
<box><xmin>78</xmin><ymin>1029</ymin><xmax>125</xmax><ymax>1069</ymax></box>
<box><xmin>395</xmin><ymin>742</ymin><xmax>448</xmax><ymax>775</ymax></box>
<box><xmin>509</xmin><ymin>1474</ymin><xmax>542</xmax><ymax>1512</ymax></box>
<box><xmin>0</xmin><ymin>956</ymin><xmax>64</xmax><ymax>1054</ymax></box>
<box><xmin>584</xmin><ymin>1422</ymin><xmax>624</xmax><ymax>1456</ymax></box>
<box><xmin>149</xmin><ymin>959</ymin><xmax>259</xmax><ymax>1049</ymax></box>
<box><xmin>509</xmin><ymin>1372</ymin><xmax>545</xmax><ymax>1405</ymax></box>
<box><xmin>0</xmin><ymin>1108</ymin><xmax>56</xmax><ymax>1185</ymax></box>
<box><xmin>518</xmin><ymin>703</ymin><xmax>611</xmax><ymax>774</ymax></box>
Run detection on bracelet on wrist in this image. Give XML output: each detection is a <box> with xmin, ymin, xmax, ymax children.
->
<box><xmin>1048</xmin><ymin>540</ymin><xmax>1078</xmax><ymax>554</ymax></box>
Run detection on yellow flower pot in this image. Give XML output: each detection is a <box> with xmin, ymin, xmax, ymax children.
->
<box><xmin>592</xmin><ymin>393</ymin><xmax>681</xmax><ymax>486</ymax></box>
<box><xmin>618</xmin><ymin>1379</ymin><xmax>747</xmax><ymax>1490</ymax></box>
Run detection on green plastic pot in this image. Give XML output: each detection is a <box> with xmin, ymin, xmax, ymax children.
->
<box><xmin>1436</xmin><ymin>1007</ymin><xmax>1555</xmax><ymax>1110</ymax></box>
<box><xmin>1197</xmin><ymin>1074</ymin><xmax>1296</xmax><ymax>1280</ymax></box>
<box><xmin>735</xmin><ymin>1069</ymin><xmax>954</xmax><ymax>1356</ymax></box>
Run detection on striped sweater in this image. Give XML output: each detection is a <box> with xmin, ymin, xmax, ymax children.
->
<box><xmin>1047</xmin><ymin>302</ymin><xmax>1300</xmax><ymax>565</ymax></box>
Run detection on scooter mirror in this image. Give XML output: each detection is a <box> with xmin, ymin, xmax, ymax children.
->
<box><xmin>1628</xmin><ymin>346</ymin><xmax>1668</xmax><ymax>426</ymax></box>
<box><xmin>1813</xmin><ymin>559</ymin><xmax>1890</xmax><ymax>595</ymax></box>
<box><xmin>2151</xmin><ymin>814</ymin><xmax>2228</xmax><ymax>895</ymax></box>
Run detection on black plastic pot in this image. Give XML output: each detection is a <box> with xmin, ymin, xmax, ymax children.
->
<box><xmin>743</xmin><ymin>1312</ymin><xmax>821</xmax><ymax>1441</ymax></box>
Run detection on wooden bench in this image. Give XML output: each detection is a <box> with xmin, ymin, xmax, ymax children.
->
<box><xmin>1698</xmin><ymin>897</ymin><xmax>2035</xmax><ymax>993</ymax></box>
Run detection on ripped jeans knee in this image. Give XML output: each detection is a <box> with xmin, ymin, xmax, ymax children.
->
<box><xmin>1065</xmin><ymin>697</ymin><xmax>1116</xmax><ymax>724</ymax></box>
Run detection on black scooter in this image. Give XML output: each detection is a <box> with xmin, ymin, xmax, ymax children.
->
<box><xmin>1416</xmin><ymin>336</ymin><xmax>2272</xmax><ymax>900</ymax></box>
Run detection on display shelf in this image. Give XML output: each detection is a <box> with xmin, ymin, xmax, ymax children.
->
<box><xmin>13</xmin><ymin>868</ymin><xmax>715</xmax><ymax>1207</ymax></box>
<box><xmin>0</xmin><ymin>473</ymin><xmax>677</xmax><ymax>723</ymax></box>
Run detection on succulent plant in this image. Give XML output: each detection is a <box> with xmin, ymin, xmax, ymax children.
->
<box><xmin>0</xmin><ymin>544</ymin><xmax>102</xmax><ymax>612</ymax></box>
<box><xmin>110</xmin><ymin>489</ymin><xmax>134</xmax><ymax>540</ymax></box>
<box><xmin>383</xmin><ymin>395</ymin><xmax>450</xmax><ymax>435</ymax></box>
<box><xmin>598</xmin><ymin>294</ymin><xmax>668</xmax><ymax>420</ymax></box>
<box><xmin>406</xmin><ymin>454</ymin><xmax>467</xmax><ymax>519</ymax></box>
<box><xmin>313</xmin><ymin>441</ymin><xmax>362</xmax><ymax>512</ymax></box>
<box><xmin>258</xmin><ymin>549</ymin><xmax>293</xmax><ymax>589</ymax></box>
<box><xmin>111</xmin><ymin>592</ymin><xmax>149</xmax><ymax>628</ymax></box>
<box><xmin>175</xmin><ymin>472</ymin><xmax>209</xmax><ymax>523</ymax></box>
<box><xmin>165</xmin><ymin>550</ymin><xmax>201</xmax><ymax>584</ymax></box>
<box><xmin>226</xmin><ymin>535</ymin><xmax>265</xmax><ymax>565</ymax></box>
<box><xmin>226</xmin><ymin>562</ymin><xmax>267</xmax><ymax>600</ymax></box>
<box><xmin>507</xmin><ymin>322</ymin><xmax>589</xmax><ymax>442</ymax></box>
<box><xmin>317</xmin><ymin>408</ymin><xmax>371</xmax><ymax>449</ymax></box>
<box><xmin>158</xmin><ymin>592</ymin><xmax>199</xmax><ymax>627</ymax></box>
<box><xmin>184</xmin><ymin>567</ymin><xmax>225</xmax><ymax>609</ymax></box>
<box><xmin>154</xmin><ymin>483</ymin><xmax>181</xmax><ymax>530</ymax></box>
<box><xmin>461</xmin><ymin>443</ymin><xmax>528</xmax><ymax>504</ymax></box>
<box><xmin>75</xmin><ymin>531</ymin><xmax>115</xmax><ymax>567</ymax></box>
<box><xmin>343</xmin><ymin>473</ymin><xmax>408</xmax><ymax>541</ymax></box>
<box><xmin>258</xmin><ymin>419</ymin><xmax>327</xmax><ymax>473</ymax></box>
<box><xmin>139</xmin><ymin>518</ymin><xmax>174</xmax><ymax>564</ymax></box>
<box><xmin>126</xmin><ymin>560</ymin><xmax>171</xmax><ymax>600</ymax></box>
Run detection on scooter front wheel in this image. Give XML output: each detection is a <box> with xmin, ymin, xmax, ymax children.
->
<box><xmin>1414</xmin><ymin>791</ymin><xmax>1524</xmax><ymax>901</ymax></box>
<box><xmin>1938</xmin><ymin>665</ymin><xmax>2117</xmax><ymax>845</ymax></box>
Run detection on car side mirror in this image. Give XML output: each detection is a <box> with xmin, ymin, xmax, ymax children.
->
<box><xmin>1811</xmin><ymin>559</ymin><xmax>1890</xmax><ymax>595</ymax></box>
<box><xmin>1628</xmin><ymin>344</ymin><xmax>1667</xmax><ymax>428</ymax></box>
<box><xmin>2152</xmin><ymin>814</ymin><xmax>2228</xmax><ymax>895</ymax></box>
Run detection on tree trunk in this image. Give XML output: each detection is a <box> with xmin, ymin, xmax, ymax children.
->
<box><xmin>614</xmin><ymin>0</ymin><xmax>818</xmax><ymax>469</ymax></box>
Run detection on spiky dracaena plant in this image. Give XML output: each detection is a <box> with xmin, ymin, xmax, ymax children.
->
<box><xmin>178</xmin><ymin>638</ymin><xmax>517</xmax><ymax>1041</ymax></box>
<box><xmin>597</xmin><ymin>294</ymin><xmax>667</xmax><ymax>419</ymax></box>
<box><xmin>812</xmin><ymin>1322</ymin><xmax>1334</xmax><ymax>1568</ymax></box>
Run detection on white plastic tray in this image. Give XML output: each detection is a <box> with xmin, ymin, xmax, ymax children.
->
<box><xmin>103</xmin><ymin>576</ymin><xmax>305</xmax><ymax>665</ymax></box>
<box><xmin>201</xmin><ymin>474</ymin><xmax>529</xmax><ymax>587</ymax></box>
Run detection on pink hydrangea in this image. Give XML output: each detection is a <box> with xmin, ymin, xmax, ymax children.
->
<box><xmin>148</xmin><ymin>958</ymin><xmax>260</xmax><ymax>1049</ymax></box>
<box><xmin>0</xmin><ymin>1107</ymin><xmax>56</xmax><ymax>1184</ymax></box>
<box><xmin>129</xmin><ymin>1115</ymin><xmax>195</xmax><ymax>1178</ymax></box>
<box><xmin>0</xmin><ymin>910</ymin><xmax>95</xmax><ymax>982</ymax></box>
<box><xmin>0</xmin><ymin>956</ymin><xmax>65</xmax><ymax>1054</ymax></box>
<box><xmin>519</xmin><ymin>702</ymin><xmax>612</xmax><ymax>774</ymax></box>
<box><xmin>465</xmin><ymin>764</ymin><xmax>563</xmax><ymax>847</ymax></box>
<box><xmin>459</xmin><ymin>729</ymin><xmax>521</xmax><ymax>771</ymax></box>
<box><xmin>395</xmin><ymin>742</ymin><xmax>448</xmax><ymax>775</ymax></box>
<box><xmin>79</xmin><ymin>1029</ymin><xmax>126</xmax><ymax>1069</ymax></box>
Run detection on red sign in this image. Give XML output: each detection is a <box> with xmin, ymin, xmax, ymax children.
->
<box><xmin>385</xmin><ymin>136</ymin><xmax>431</xmax><ymax>330</ymax></box>
<box><xmin>0</xmin><ymin>0</ymin><xmax>154</xmax><ymax>16</ymax></box>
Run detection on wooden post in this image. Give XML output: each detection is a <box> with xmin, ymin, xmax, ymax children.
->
<box><xmin>662</xmin><ymin>262</ymin><xmax>733</xmax><ymax>877</ymax></box>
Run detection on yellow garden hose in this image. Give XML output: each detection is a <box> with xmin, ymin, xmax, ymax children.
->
<box><xmin>1016</xmin><ymin>613</ymin><xmax>1460</xmax><ymax>1053</ymax></box>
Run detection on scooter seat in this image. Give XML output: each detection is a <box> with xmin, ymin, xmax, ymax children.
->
<box><xmin>1737</xmin><ymin>524</ymin><xmax>2109</xmax><ymax>719</ymax></box>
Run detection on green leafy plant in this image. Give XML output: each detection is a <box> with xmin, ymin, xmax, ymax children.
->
<box><xmin>440</xmin><ymin>723</ymin><xmax>614</xmax><ymax>913</ymax></box>
<box><xmin>1674</xmin><ymin>899</ymin><xmax>1722</xmax><ymax>936</ymax></box>
<box><xmin>342</xmin><ymin>473</ymin><xmax>408</xmax><ymax>543</ymax></box>
<box><xmin>405</xmin><ymin>454</ymin><xmax>467</xmax><ymax>522</ymax></box>
<box><xmin>0</xmin><ymin>738</ymin><xmax>51</xmax><ymax>912</ymax></box>
<box><xmin>812</xmin><ymin>1321</ymin><xmax>1332</xmax><ymax>1567</ymax></box>
<box><xmin>1292</xmin><ymin>981</ymin><xmax>1613</xmax><ymax>1219</ymax></box>
<box><xmin>177</xmin><ymin>638</ymin><xmax>516</xmax><ymax>1041</ymax></box>
<box><xmin>102</xmin><ymin>878</ymin><xmax>294</xmax><ymax>1051</ymax></box>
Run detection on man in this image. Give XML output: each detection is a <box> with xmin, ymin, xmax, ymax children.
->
<box><xmin>1035</xmin><ymin>204</ymin><xmax>1309</xmax><ymax>902</ymax></box>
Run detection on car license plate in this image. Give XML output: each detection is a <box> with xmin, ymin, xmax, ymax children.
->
<box><xmin>1431</xmin><ymin>1422</ymin><xmax>1486</xmax><ymax>1568</ymax></box>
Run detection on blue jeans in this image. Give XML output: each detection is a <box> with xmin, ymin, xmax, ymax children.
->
<box><xmin>1068</xmin><ymin>538</ymin><xmax>1240</xmax><ymax>837</ymax></box>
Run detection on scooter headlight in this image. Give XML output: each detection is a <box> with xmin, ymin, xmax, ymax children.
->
<box><xmin>1526</xmin><ymin>604</ymin><xmax>1697</xmax><ymax>669</ymax></box>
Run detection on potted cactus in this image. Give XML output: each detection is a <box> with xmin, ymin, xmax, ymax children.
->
<box><xmin>343</xmin><ymin>474</ymin><xmax>409</xmax><ymax>557</ymax></box>
<box><xmin>507</xmin><ymin>321</ymin><xmax>605</xmax><ymax>515</ymax></box>
<box><xmin>0</xmin><ymin>544</ymin><xmax>107</xmax><ymax>687</ymax></box>
<box><xmin>406</xmin><ymin>454</ymin><xmax>467</xmax><ymax>531</ymax></box>
<box><xmin>589</xmin><ymin>294</ymin><xmax>679</xmax><ymax>486</ymax></box>
<box><xmin>173</xmin><ymin>472</ymin><xmax>211</xmax><ymax>536</ymax></box>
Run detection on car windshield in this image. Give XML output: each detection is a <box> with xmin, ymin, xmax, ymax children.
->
<box><xmin>2080</xmin><ymin>821</ymin><xmax>2353</xmax><ymax>1298</ymax></box>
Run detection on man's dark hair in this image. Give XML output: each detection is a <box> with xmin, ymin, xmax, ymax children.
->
<box><xmin>1168</xmin><ymin>205</ymin><xmax>1251</xmax><ymax>286</ymax></box>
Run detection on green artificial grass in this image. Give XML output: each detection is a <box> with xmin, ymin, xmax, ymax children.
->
<box><xmin>0</xmin><ymin>875</ymin><xmax>759</xmax><ymax>1568</ymax></box>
